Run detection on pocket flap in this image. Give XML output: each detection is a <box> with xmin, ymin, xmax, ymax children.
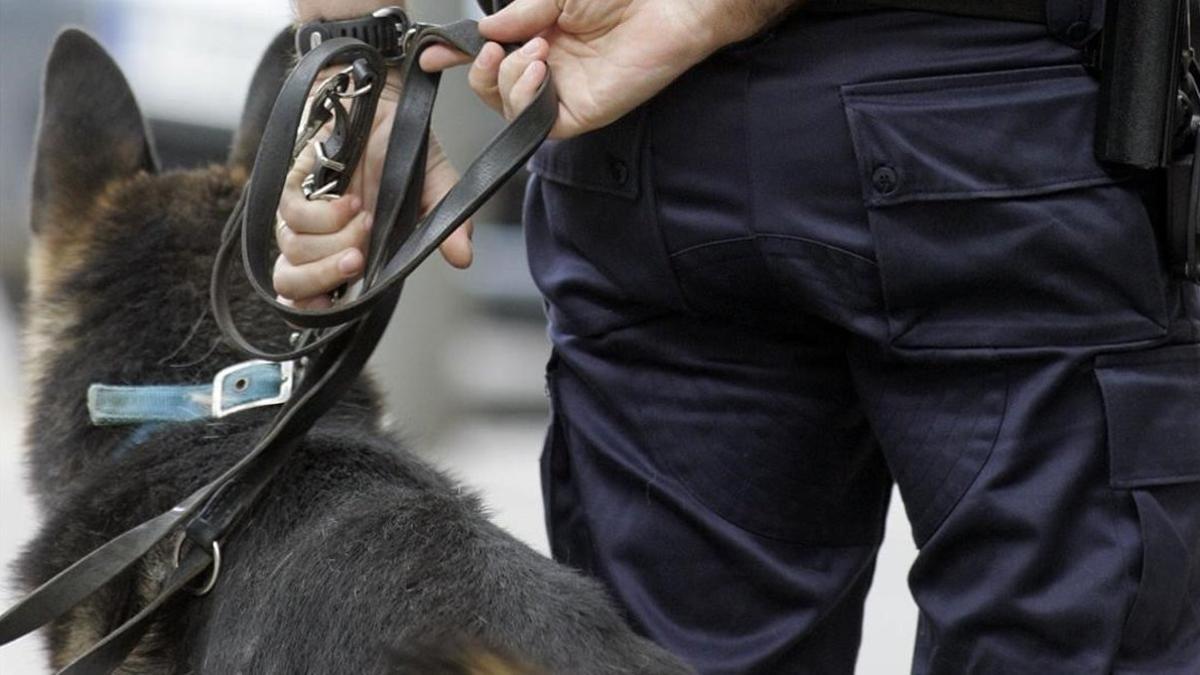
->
<box><xmin>841</xmin><ymin>65</ymin><xmax>1122</xmax><ymax>208</ymax></box>
<box><xmin>1095</xmin><ymin>344</ymin><xmax>1200</xmax><ymax>489</ymax></box>
<box><xmin>528</xmin><ymin>110</ymin><xmax>645</xmax><ymax>199</ymax></box>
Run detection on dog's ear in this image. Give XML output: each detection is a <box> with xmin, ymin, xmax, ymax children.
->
<box><xmin>229</xmin><ymin>27</ymin><xmax>296</xmax><ymax>174</ymax></box>
<box><xmin>31</xmin><ymin>28</ymin><xmax>159</xmax><ymax>234</ymax></box>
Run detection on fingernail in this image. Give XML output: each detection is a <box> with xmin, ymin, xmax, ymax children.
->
<box><xmin>338</xmin><ymin>250</ymin><xmax>361</xmax><ymax>276</ymax></box>
<box><xmin>521</xmin><ymin>39</ymin><xmax>541</xmax><ymax>56</ymax></box>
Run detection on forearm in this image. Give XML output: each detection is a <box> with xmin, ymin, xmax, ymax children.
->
<box><xmin>293</xmin><ymin>0</ymin><xmax>402</xmax><ymax>22</ymax></box>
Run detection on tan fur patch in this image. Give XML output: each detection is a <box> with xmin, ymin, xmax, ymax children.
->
<box><xmin>118</xmin><ymin>541</ymin><xmax>176</xmax><ymax>674</ymax></box>
<box><xmin>28</xmin><ymin>172</ymin><xmax>129</xmax><ymax>290</ymax></box>
<box><xmin>23</xmin><ymin>178</ymin><xmax>127</xmax><ymax>436</ymax></box>
<box><xmin>24</xmin><ymin>240</ymin><xmax>81</xmax><ymax>363</ymax></box>
<box><xmin>465</xmin><ymin>649</ymin><xmax>542</xmax><ymax>675</ymax></box>
<box><xmin>22</xmin><ymin>239</ymin><xmax>83</xmax><ymax>444</ymax></box>
<box><xmin>48</xmin><ymin>541</ymin><xmax>176</xmax><ymax>673</ymax></box>
<box><xmin>51</xmin><ymin>599</ymin><xmax>107</xmax><ymax>671</ymax></box>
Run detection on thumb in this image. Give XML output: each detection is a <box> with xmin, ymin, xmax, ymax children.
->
<box><xmin>424</xmin><ymin>137</ymin><xmax>474</xmax><ymax>269</ymax></box>
<box><xmin>479</xmin><ymin>0</ymin><xmax>561</xmax><ymax>43</ymax></box>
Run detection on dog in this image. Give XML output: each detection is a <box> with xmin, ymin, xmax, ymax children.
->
<box><xmin>14</xmin><ymin>27</ymin><xmax>693</xmax><ymax>674</ymax></box>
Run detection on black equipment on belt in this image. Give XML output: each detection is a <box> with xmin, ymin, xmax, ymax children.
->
<box><xmin>0</xmin><ymin>9</ymin><xmax>557</xmax><ymax>673</ymax></box>
<box><xmin>1093</xmin><ymin>0</ymin><xmax>1199</xmax><ymax>279</ymax></box>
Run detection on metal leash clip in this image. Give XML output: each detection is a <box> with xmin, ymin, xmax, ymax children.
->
<box><xmin>300</xmin><ymin>59</ymin><xmax>381</xmax><ymax>202</ymax></box>
<box><xmin>295</xmin><ymin>8</ymin><xmax>426</xmax><ymax>202</ymax></box>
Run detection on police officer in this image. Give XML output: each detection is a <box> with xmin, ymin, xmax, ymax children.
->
<box><xmin>279</xmin><ymin>0</ymin><xmax>1200</xmax><ymax>672</ymax></box>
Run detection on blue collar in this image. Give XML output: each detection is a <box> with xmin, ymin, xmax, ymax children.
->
<box><xmin>87</xmin><ymin>360</ymin><xmax>295</xmax><ymax>426</ymax></box>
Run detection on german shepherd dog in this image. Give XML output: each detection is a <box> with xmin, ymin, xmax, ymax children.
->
<box><xmin>15</xmin><ymin>28</ymin><xmax>692</xmax><ymax>674</ymax></box>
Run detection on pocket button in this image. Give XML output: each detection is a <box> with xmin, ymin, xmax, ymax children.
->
<box><xmin>607</xmin><ymin>156</ymin><xmax>630</xmax><ymax>186</ymax></box>
<box><xmin>872</xmin><ymin>165</ymin><xmax>900</xmax><ymax>195</ymax></box>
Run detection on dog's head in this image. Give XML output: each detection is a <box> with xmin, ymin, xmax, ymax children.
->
<box><xmin>23</xmin><ymin>28</ymin><xmax>305</xmax><ymax>505</ymax></box>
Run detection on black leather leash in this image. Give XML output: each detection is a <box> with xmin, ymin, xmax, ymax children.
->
<box><xmin>0</xmin><ymin>14</ymin><xmax>556</xmax><ymax>673</ymax></box>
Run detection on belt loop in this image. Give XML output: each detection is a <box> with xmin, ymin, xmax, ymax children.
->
<box><xmin>1046</xmin><ymin>0</ymin><xmax>1104</xmax><ymax>47</ymax></box>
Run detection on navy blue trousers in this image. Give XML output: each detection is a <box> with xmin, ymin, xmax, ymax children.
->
<box><xmin>523</xmin><ymin>7</ymin><xmax>1200</xmax><ymax>674</ymax></box>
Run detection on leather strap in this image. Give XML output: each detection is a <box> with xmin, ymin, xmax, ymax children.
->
<box><xmin>0</xmin><ymin>16</ymin><xmax>556</xmax><ymax>673</ymax></box>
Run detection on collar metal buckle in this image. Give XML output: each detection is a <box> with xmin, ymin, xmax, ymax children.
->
<box><xmin>372</xmin><ymin>6</ymin><xmax>415</xmax><ymax>62</ymax></box>
<box><xmin>211</xmin><ymin>360</ymin><xmax>295</xmax><ymax>419</ymax></box>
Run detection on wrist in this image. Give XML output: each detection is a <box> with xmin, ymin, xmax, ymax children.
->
<box><xmin>295</xmin><ymin>0</ymin><xmax>404</xmax><ymax>23</ymax></box>
<box><xmin>692</xmin><ymin>0</ymin><xmax>803</xmax><ymax>53</ymax></box>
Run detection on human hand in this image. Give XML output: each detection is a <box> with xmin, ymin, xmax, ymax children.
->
<box><xmin>273</xmin><ymin>70</ymin><xmax>472</xmax><ymax>310</ymax></box>
<box><xmin>419</xmin><ymin>0</ymin><xmax>800</xmax><ymax>138</ymax></box>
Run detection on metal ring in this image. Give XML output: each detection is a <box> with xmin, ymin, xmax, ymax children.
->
<box><xmin>172</xmin><ymin>535</ymin><xmax>222</xmax><ymax>597</ymax></box>
<box><xmin>314</xmin><ymin>65</ymin><xmax>355</xmax><ymax>102</ymax></box>
<box><xmin>336</xmin><ymin>80</ymin><xmax>373</xmax><ymax>99</ymax></box>
<box><xmin>313</xmin><ymin>141</ymin><xmax>347</xmax><ymax>173</ymax></box>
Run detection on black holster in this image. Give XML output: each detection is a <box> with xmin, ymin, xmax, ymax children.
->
<box><xmin>1095</xmin><ymin>0</ymin><xmax>1200</xmax><ymax>280</ymax></box>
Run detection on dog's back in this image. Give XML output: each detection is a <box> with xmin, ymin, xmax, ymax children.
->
<box><xmin>16</xmin><ymin>28</ymin><xmax>691</xmax><ymax>675</ymax></box>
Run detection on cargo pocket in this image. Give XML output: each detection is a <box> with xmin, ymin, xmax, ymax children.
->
<box><xmin>530</xmin><ymin>111</ymin><xmax>644</xmax><ymax>200</ymax></box>
<box><xmin>842</xmin><ymin>64</ymin><xmax>1169</xmax><ymax>350</ymax></box>
<box><xmin>525</xmin><ymin>109</ymin><xmax>684</xmax><ymax>338</ymax></box>
<box><xmin>540</xmin><ymin>352</ymin><xmax>599</xmax><ymax>574</ymax></box>
<box><xmin>1095</xmin><ymin>344</ymin><xmax>1200</xmax><ymax>656</ymax></box>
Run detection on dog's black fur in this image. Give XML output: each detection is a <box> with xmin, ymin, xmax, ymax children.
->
<box><xmin>15</xmin><ymin>28</ymin><xmax>692</xmax><ymax>674</ymax></box>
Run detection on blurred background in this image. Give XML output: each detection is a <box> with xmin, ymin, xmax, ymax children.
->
<box><xmin>0</xmin><ymin>1</ymin><xmax>918</xmax><ymax>672</ymax></box>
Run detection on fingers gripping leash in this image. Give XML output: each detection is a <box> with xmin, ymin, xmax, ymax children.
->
<box><xmin>0</xmin><ymin>11</ymin><xmax>557</xmax><ymax>673</ymax></box>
